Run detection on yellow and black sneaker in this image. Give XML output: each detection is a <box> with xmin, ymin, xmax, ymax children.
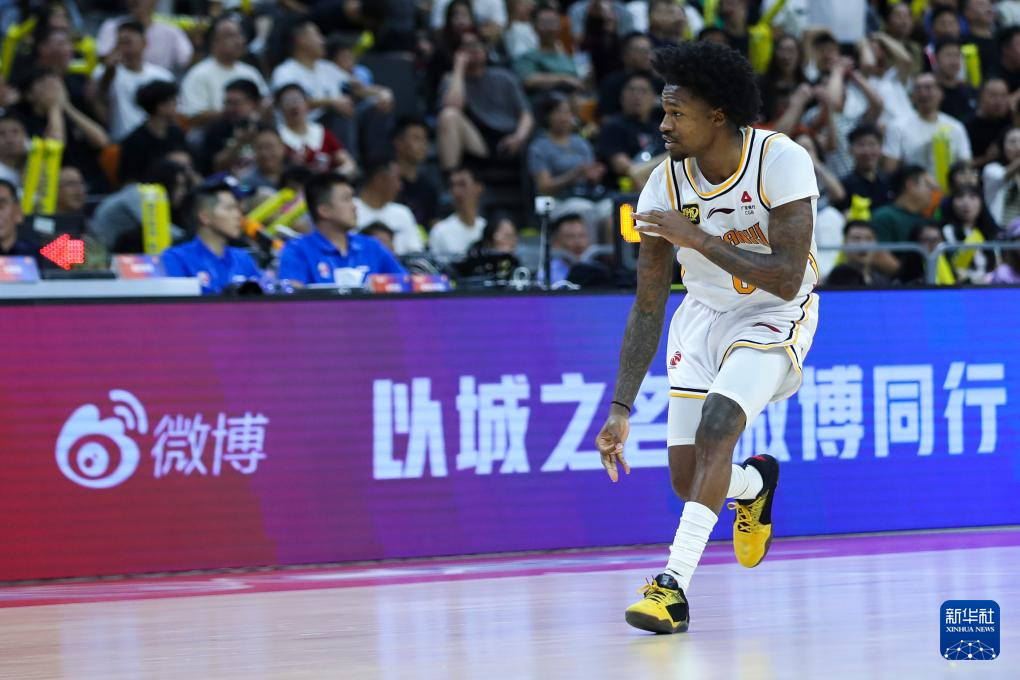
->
<box><xmin>729</xmin><ymin>454</ymin><xmax>780</xmax><ymax>568</ymax></box>
<box><xmin>624</xmin><ymin>573</ymin><xmax>690</xmax><ymax>634</ymax></box>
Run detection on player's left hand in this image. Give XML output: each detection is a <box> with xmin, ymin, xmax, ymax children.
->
<box><xmin>632</xmin><ymin>209</ymin><xmax>706</xmax><ymax>250</ymax></box>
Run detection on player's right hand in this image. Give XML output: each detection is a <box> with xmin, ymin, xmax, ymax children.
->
<box><xmin>595</xmin><ymin>412</ymin><xmax>631</xmax><ymax>483</ymax></box>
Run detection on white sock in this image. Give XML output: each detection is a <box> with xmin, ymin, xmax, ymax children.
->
<box><xmin>664</xmin><ymin>502</ymin><xmax>718</xmax><ymax>592</ymax></box>
<box><xmin>726</xmin><ymin>463</ymin><xmax>763</xmax><ymax>500</ymax></box>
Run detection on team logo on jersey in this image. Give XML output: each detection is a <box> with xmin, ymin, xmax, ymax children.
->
<box><xmin>707</xmin><ymin>207</ymin><xmax>735</xmax><ymax>219</ymax></box>
<box><xmin>741</xmin><ymin>191</ymin><xmax>753</xmax><ymax>203</ymax></box>
<box><xmin>680</xmin><ymin>203</ymin><xmax>700</xmax><ymax>224</ymax></box>
<box><xmin>669</xmin><ymin>351</ymin><xmax>682</xmax><ymax>368</ymax></box>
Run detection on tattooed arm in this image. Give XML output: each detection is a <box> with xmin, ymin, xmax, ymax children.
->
<box><xmin>633</xmin><ymin>197</ymin><xmax>813</xmax><ymax>301</ymax></box>
<box><xmin>595</xmin><ymin>232</ymin><xmax>675</xmax><ymax>482</ymax></box>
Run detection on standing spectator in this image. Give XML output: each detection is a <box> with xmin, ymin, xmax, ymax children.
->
<box><xmin>240</xmin><ymin>127</ymin><xmax>289</xmax><ymax>191</ymax></box>
<box><xmin>429</xmin><ymin>165</ymin><xmax>486</xmax><ymax>261</ymax></box>
<box><xmin>596</xmin><ymin>72</ymin><xmax>665</xmax><ymax>190</ymax></box>
<box><xmin>963</xmin><ymin>0</ymin><xmax>999</xmax><ymax>80</ymax></box>
<box><xmin>275</xmin><ymin>84</ymin><xmax>358</xmax><ymax>176</ymax></box>
<box><xmin>271</xmin><ymin>20</ymin><xmax>355</xmax><ymax>151</ymax></box>
<box><xmin>529</xmin><ymin>94</ymin><xmax>604</xmax><ymax>200</ymax></box>
<box><xmin>90</xmin><ymin>21</ymin><xmax>174</xmax><ymax>141</ymax></box>
<box><xmin>392</xmin><ymin>118</ymin><xmax>441</xmax><ymax>228</ymax></box>
<box><xmin>597</xmin><ymin>32</ymin><xmax>663</xmax><ymax>118</ymax></box>
<box><xmin>0</xmin><ymin>114</ymin><xmax>27</xmax><ymax>188</ymax></box>
<box><xmin>986</xmin><ymin>217</ymin><xmax>1020</xmax><ymax>283</ymax></box>
<box><xmin>13</xmin><ymin>69</ymin><xmax>109</xmax><ymax>194</ymax></box>
<box><xmin>932</xmin><ymin>39</ymin><xmax>977</xmax><ymax>122</ymax></box>
<box><xmin>118</xmin><ymin>80</ymin><xmax>188</xmax><ymax>184</ymax></box>
<box><xmin>882</xmin><ymin>73</ymin><xmax>972</xmax><ymax>175</ymax></box>
<box><xmin>278</xmin><ymin>173</ymin><xmax>405</xmax><ymax>286</ymax></box>
<box><xmin>513</xmin><ymin>4</ymin><xmax>583</xmax><ymax>102</ymax></box>
<box><xmin>180</xmin><ymin>15</ymin><xmax>268</xmax><ymax>127</ymax></box>
<box><xmin>161</xmin><ymin>182</ymin><xmax>263</xmax><ymax>295</ymax></box>
<box><xmin>206</xmin><ymin>79</ymin><xmax>263</xmax><ymax>175</ymax></box>
<box><xmin>967</xmin><ymin>78</ymin><xmax>1012</xmax><ymax>168</ymax></box>
<box><xmin>354</xmin><ymin>160</ymin><xmax>424</xmax><ymax>254</ymax></box>
<box><xmin>96</xmin><ymin>0</ymin><xmax>193</xmax><ymax>73</ymax></box>
<box><xmin>824</xmin><ymin>221</ymin><xmax>893</xmax><ymax>287</ymax></box>
<box><xmin>836</xmin><ymin>123</ymin><xmax>894</xmax><ymax>213</ymax></box>
<box><xmin>940</xmin><ymin>185</ymin><xmax>1000</xmax><ymax>282</ymax></box>
<box><xmin>436</xmin><ymin>31</ymin><xmax>533</xmax><ymax>171</ymax></box>
<box><xmin>983</xmin><ymin>126</ymin><xmax>1020</xmax><ymax>225</ymax></box>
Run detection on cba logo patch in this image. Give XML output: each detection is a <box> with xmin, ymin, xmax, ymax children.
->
<box><xmin>680</xmin><ymin>203</ymin><xmax>700</xmax><ymax>224</ymax></box>
<box><xmin>941</xmin><ymin>600</ymin><xmax>999</xmax><ymax>660</ymax></box>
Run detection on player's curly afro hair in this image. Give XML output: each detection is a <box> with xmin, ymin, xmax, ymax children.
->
<box><xmin>652</xmin><ymin>41</ymin><xmax>761</xmax><ymax>129</ymax></box>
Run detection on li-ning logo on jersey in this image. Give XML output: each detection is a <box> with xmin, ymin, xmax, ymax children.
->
<box><xmin>707</xmin><ymin>207</ymin><xmax>735</xmax><ymax>220</ymax></box>
<box><xmin>741</xmin><ymin>191</ymin><xmax>753</xmax><ymax>203</ymax></box>
<box><xmin>681</xmin><ymin>203</ymin><xmax>700</xmax><ymax>224</ymax></box>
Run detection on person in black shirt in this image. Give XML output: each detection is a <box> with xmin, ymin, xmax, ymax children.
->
<box><xmin>963</xmin><ymin>0</ymin><xmax>999</xmax><ymax>80</ymax></box>
<box><xmin>836</xmin><ymin>124</ymin><xmax>893</xmax><ymax>213</ymax></box>
<box><xmin>933</xmin><ymin>39</ymin><xmax>977</xmax><ymax>121</ymax></box>
<box><xmin>966</xmin><ymin>77</ymin><xmax>1012</xmax><ymax>167</ymax></box>
<box><xmin>204</xmin><ymin>79</ymin><xmax>263</xmax><ymax>175</ymax></box>
<box><xmin>994</xmin><ymin>26</ymin><xmax>1020</xmax><ymax>92</ymax></box>
<box><xmin>596</xmin><ymin>72</ymin><xmax>664</xmax><ymax>190</ymax></box>
<box><xmin>597</xmin><ymin>32</ymin><xmax>663</xmax><ymax>118</ymax></box>
<box><xmin>118</xmin><ymin>79</ymin><xmax>188</xmax><ymax>184</ymax></box>
<box><xmin>392</xmin><ymin>118</ymin><xmax>442</xmax><ymax>228</ymax></box>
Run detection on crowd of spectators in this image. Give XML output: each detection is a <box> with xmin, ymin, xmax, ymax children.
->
<box><xmin>1</xmin><ymin>0</ymin><xmax>1019</xmax><ymax>293</ymax></box>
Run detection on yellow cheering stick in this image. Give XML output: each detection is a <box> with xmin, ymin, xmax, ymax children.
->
<box><xmin>139</xmin><ymin>183</ymin><xmax>171</xmax><ymax>255</ymax></box>
<box><xmin>1</xmin><ymin>17</ymin><xmax>36</xmax><ymax>81</ymax></box>
<box><xmin>267</xmin><ymin>200</ymin><xmax>307</xmax><ymax>235</ymax></box>
<box><xmin>68</xmin><ymin>36</ymin><xmax>98</xmax><ymax>76</ymax></box>
<box><xmin>749</xmin><ymin>0</ymin><xmax>787</xmax><ymax>74</ymax></box>
<box><xmin>39</xmin><ymin>139</ymin><xmax>64</xmax><ymax>214</ymax></box>
<box><xmin>21</xmin><ymin>137</ymin><xmax>46</xmax><ymax>214</ymax></box>
<box><xmin>961</xmin><ymin>43</ymin><xmax>982</xmax><ymax>89</ymax></box>
<box><xmin>246</xmin><ymin>188</ymin><xmax>295</xmax><ymax>225</ymax></box>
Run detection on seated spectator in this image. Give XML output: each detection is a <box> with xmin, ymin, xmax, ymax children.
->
<box><xmin>392</xmin><ymin>118</ymin><xmax>441</xmax><ymax>228</ymax></box>
<box><xmin>429</xmin><ymin>166</ymin><xmax>486</xmax><ymax>262</ymax></box>
<box><xmin>576</xmin><ymin>0</ymin><xmax>627</xmax><ymax>83</ymax></box>
<box><xmin>360</xmin><ymin>221</ymin><xmax>396</xmax><ymax>253</ymax></box>
<box><xmin>881</xmin><ymin>73</ymin><xmax>972</xmax><ymax>175</ymax></box>
<box><xmin>966</xmin><ymin>78</ymin><xmax>1011</xmax><ymax>168</ymax></box>
<box><xmin>987</xmin><ymin>217</ymin><xmax>1020</xmax><ymax>284</ymax></box>
<box><xmin>96</xmin><ymin>0</ymin><xmax>193</xmax><ymax>73</ymax></box>
<box><xmin>598</xmin><ymin>32</ymin><xmax>662</xmax><ymax>118</ymax></box>
<box><xmin>326</xmin><ymin>32</ymin><xmax>397</xmax><ymax>163</ymax></box>
<box><xmin>30</xmin><ymin>26</ymin><xmax>86</xmax><ymax>112</ymax></box>
<box><xmin>513</xmin><ymin>4</ymin><xmax>582</xmax><ymax>102</ymax></box>
<box><xmin>869</xmin><ymin>164</ymin><xmax>937</xmax><ymax>278</ymax></box>
<box><xmin>995</xmin><ymin>26</ymin><xmax>1020</xmax><ymax>93</ymax></box>
<box><xmin>278</xmin><ymin>172</ymin><xmax>405</xmax><ymax>286</ymax></box>
<box><xmin>13</xmin><ymin>68</ymin><xmax>109</xmax><ymax>194</ymax></box>
<box><xmin>982</xmin><ymin>126</ymin><xmax>1020</xmax><ymax>225</ymax></box>
<box><xmin>275</xmin><ymin>84</ymin><xmax>358</xmax><ymax>176</ymax></box>
<box><xmin>0</xmin><ymin>114</ymin><xmax>27</xmax><ymax>188</ymax></box>
<box><xmin>431</xmin><ymin>0</ymin><xmax>508</xmax><ymax>42</ymax></box>
<box><xmin>756</xmin><ymin>34</ymin><xmax>807</xmax><ymax>129</ymax></box>
<box><xmin>206</xmin><ymin>79</ymin><xmax>264</xmax><ymax>175</ymax></box>
<box><xmin>529</xmin><ymin>94</ymin><xmax>605</xmax><ymax>201</ymax></box>
<box><xmin>932</xmin><ymin>39</ymin><xmax>977</xmax><ymax>122</ymax></box>
<box><xmin>901</xmin><ymin>221</ymin><xmax>956</xmax><ymax>284</ymax></box>
<box><xmin>0</xmin><ymin>179</ymin><xmax>35</xmax><ymax>258</ymax></box>
<box><xmin>271</xmin><ymin>20</ymin><xmax>356</xmax><ymax>151</ymax></box>
<box><xmin>964</xmin><ymin>0</ymin><xmax>999</xmax><ymax>81</ymax></box>
<box><xmin>940</xmin><ymin>185</ymin><xmax>1000</xmax><ymax>283</ymax></box>
<box><xmin>91</xmin><ymin>158</ymin><xmax>191</xmax><ymax>253</ymax></box>
<box><xmin>161</xmin><ymin>181</ymin><xmax>263</xmax><ymax>295</ymax></box>
<box><xmin>597</xmin><ymin>72</ymin><xmax>665</xmax><ymax>190</ymax></box>
<box><xmin>119</xmin><ymin>80</ymin><xmax>188</xmax><ymax>184</ymax></box>
<box><xmin>425</xmin><ymin>0</ymin><xmax>481</xmax><ymax>113</ymax></box>
<box><xmin>647</xmin><ymin>0</ymin><xmax>688</xmax><ymax>49</ymax></box>
<box><xmin>354</xmin><ymin>160</ymin><xmax>423</xmax><ymax>254</ymax></box>
<box><xmin>458</xmin><ymin>214</ymin><xmax>522</xmax><ymax>278</ymax></box>
<box><xmin>56</xmin><ymin>165</ymin><xmax>88</xmax><ymax>219</ymax></box>
<box><xmin>436</xmin><ymin>30</ymin><xmax>533</xmax><ymax>171</ymax></box>
<box><xmin>504</xmin><ymin>0</ymin><xmax>539</xmax><ymax>59</ymax></box>
<box><xmin>240</xmin><ymin>127</ymin><xmax>288</xmax><ymax>192</ymax></box>
<box><xmin>836</xmin><ymin>124</ymin><xmax>893</xmax><ymax>213</ymax></box>
<box><xmin>548</xmin><ymin>212</ymin><xmax>591</xmax><ymax>284</ymax></box>
<box><xmin>180</xmin><ymin>15</ymin><xmax>268</xmax><ymax>128</ymax></box>
<box><xmin>824</xmin><ymin>221</ymin><xmax>893</xmax><ymax>287</ymax></box>
<box><xmin>90</xmin><ymin>20</ymin><xmax>174</xmax><ymax>142</ymax></box>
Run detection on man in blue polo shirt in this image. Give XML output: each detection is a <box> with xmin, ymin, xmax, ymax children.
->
<box><xmin>161</xmin><ymin>180</ymin><xmax>262</xmax><ymax>294</ymax></box>
<box><xmin>278</xmin><ymin>172</ymin><xmax>406</xmax><ymax>286</ymax></box>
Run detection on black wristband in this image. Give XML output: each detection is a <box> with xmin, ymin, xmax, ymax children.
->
<box><xmin>610</xmin><ymin>400</ymin><xmax>631</xmax><ymax>413</ymax></box>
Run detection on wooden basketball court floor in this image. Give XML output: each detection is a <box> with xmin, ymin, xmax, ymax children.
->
<box><xmin>0</xmin><ymin>528</ymin><xmax>1016</xmax><ymax>680</ymax></box>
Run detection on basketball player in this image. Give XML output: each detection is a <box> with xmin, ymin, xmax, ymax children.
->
<box><xmin>594</xmin><ymin>41</ymin><xmax>820</xmax><ymax>634</ymax></box>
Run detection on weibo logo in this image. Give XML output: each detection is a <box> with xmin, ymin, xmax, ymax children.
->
<box><xmin>55</xmin><ymin>390</ymin><xmax>148</xmax><ymax>489</ymax></box>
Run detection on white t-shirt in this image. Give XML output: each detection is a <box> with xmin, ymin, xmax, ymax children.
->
<box><xmin>271</xmin><ymin>58</ymin><xmax>349</xmax><ymax>119</ymax></box>
<box><xmin>636</xmin><ymin>129</ymin><xmax>820</xmax><ymax>312</ymax></box>
<box><xmin>96</xmin><ymin>18</ymin><xmax>194</xmax><ymax>72</ymax></box>
<box><xmin>180</xmin><ymin>58</ymin><xmax>268</xmax><ymax>116</ymax></box>
<box><xmin>869</xmin><ymin>67</ymin><xmax>914</xmax><ymax>127</ymax></box>
<box><xmin>882</xmin><ymin>111</ymin><xmax>972</xmax><ymax>175</ymax></box>
<box><xmin>429</xmin><ymin>213</ymin><xmax>486</xmax><ymax>261</ymax></box>
<box><xmin>92</xmin><ymin>62</ymin><xmax>175</xmax><ymax>141</ymax></box>
<box><xmin>354</xmin><ymin>198</ymin><xmax>424</xmax><ymax>255</ymax></box>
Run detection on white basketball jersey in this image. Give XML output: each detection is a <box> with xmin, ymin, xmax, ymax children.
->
<box><xmin>636</xmin><ymin>127</ymin><xmax>821</xmax><ymax>312</ymax></box>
